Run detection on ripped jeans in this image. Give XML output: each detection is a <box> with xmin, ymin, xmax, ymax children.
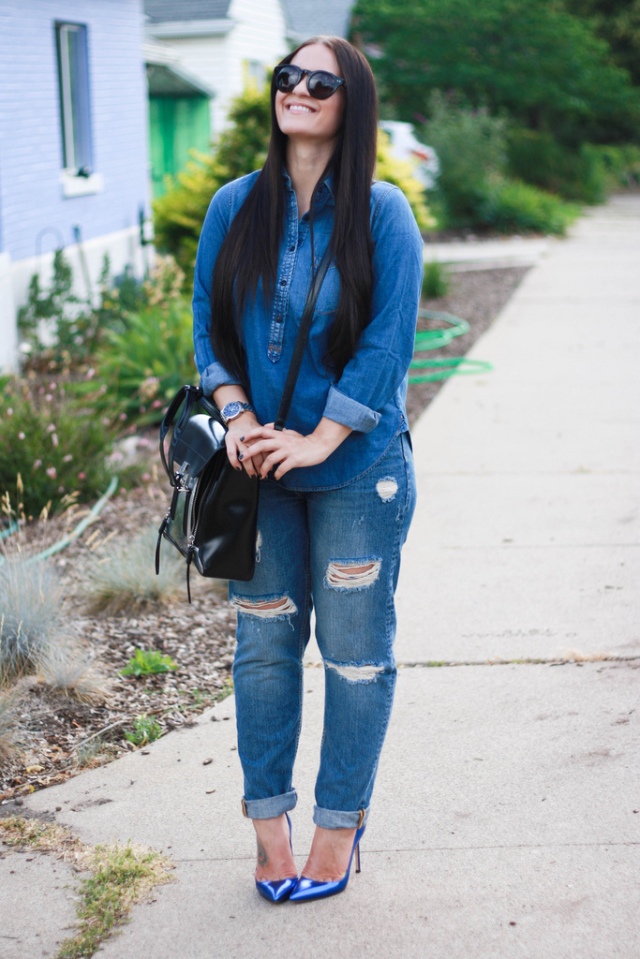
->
<box><xmin>230</xmin><ymin>431</ymin><xmax>416</xmax><ymax>829</ymax></box>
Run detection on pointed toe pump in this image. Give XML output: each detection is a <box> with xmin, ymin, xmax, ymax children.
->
<box><xmin>289</xmin><ymin>824</ymin><xmax>366</xmax><ymax>903</ymax></box>
<box><xmin>255</xmin><ymin>813</ymin><xmax>298</xmax><ymax>903</ymax></box>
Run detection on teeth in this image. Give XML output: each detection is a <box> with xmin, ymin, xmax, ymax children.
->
<box><xmin>288</xmin><ymin>104</ymin><xmax>313</xmax><ymax>113</ymax></box>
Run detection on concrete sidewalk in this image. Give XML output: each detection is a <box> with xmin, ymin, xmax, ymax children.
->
<box><xmin>3</xmin><ymin>197</ymin><xmax>640</xmax><ymax>958</ymax></box>
<box><xmin>423</xmin><ymin>235</ymin><xmax>551</xmax><ymax>271</ymax></box>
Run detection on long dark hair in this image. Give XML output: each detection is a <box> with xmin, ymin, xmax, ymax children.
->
<box><xmin>210</xmin><ymin>36</ymin><xmax>378</xmax><ymax>386</ymax></box>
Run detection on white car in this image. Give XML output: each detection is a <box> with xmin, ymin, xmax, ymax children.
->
<box><xmin>379</xmin><ymin>120</ymin><xmax>439</xmax><ymax>189</ymax></box>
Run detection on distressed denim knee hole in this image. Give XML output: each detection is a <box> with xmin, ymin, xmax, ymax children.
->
<box><xmin>232</xmin><ymin>595</ymin><xmax>298</xmax><ymax>619</ymax></box>
<box><xmin>324</xmin><ymin>559</ymin><xmax>381</xmax><ymax>591</ymax></box>
<box><xmin>325</xmin><ymin>660</ymin><xmax>385</xmax><ymax>683</ymax></box>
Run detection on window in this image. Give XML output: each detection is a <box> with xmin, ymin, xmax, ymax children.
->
<box><xmin>244</xmin><ymin>60</ymin><xmax>267</xmax><ymax>85</ymax></box>
<box><xmin>55</xmin><ymin>22</ymin><xmax>92</xmax><ymax>173</ymax></box>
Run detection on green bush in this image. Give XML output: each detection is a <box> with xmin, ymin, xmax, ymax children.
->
<box><xmin>592</xmin><ymin>144</ymin><xmax>640</xmax><ymax>190</ymax></box>
<box><xmin>507</xmin><ymin>130</ymin><xmax>607</xmax><ymax>204</ymax></box>
<box><xmin>479</xmin><ymin>180</ymin><xmax>580</xmax><ymax>235</ymax></box>
<box><xmin>0</xmin><ymin>378</ymin><xmax>113</xmax><ymax>519</ymax></box>
<box><xmin>71</xmin><ymin>257</ymin><xmax>195</xmax><ymax>427</ymax></box>
<box><xmin>154</xmin><ymin>81</ymin><xmax>435</xmax><ymax>280</ymax></box>
<box><xmin>17</xmin><ymin>252</ymin><xmax>145</xmax><ymax>372</ymax></box>
<box><xmin>420</xmin><ymin>93</ymin><xmax>579</xmax><ymax>234</ymax></box>
<box><xmin>422</xmin><ymin>261</ymin><xmax>449</xmax><ymax>299</ymax></box>
<box><xmin>421</xmin><ymin>92</ymin><xmax>508</xmax><ymax>227</ymax></box>
<box><xmin>88</xmin><ymin>299</ymin><xmax>195</xmax><ymax>426</ymax></box>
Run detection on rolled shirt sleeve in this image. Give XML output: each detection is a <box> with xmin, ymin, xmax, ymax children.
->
<box><xmin>321</xmin><ymin>185</ymin><xmax>424</xmax><ymax>432</ymax></box>
<box><xmin>192</xmin><ymin>181</ymin><xmax>243</xmax><ymax>395</ymax></box>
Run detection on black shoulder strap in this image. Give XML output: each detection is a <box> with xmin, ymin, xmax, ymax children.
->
<box><xmin>274</xmin><ymin>243</ymin><xmax>333</xmax><ymax>431</ymax></box>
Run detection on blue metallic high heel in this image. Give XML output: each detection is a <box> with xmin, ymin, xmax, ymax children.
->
<box><xmin>255</xmin><ymin>812</ymin><xmax>298</xmax><ymax>903</ymax></box>
<box><xmin>289</xmin><ymin>824</ymin><xmax>366</xmax><ymax>903</ymax></box>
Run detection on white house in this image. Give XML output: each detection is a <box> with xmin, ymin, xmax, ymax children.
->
<box><xmin>144</xmin><ymin>0</ymin><xmax>289</xmax><ymax>134</ymax></box>
<box><xmin>143</xmin><ymin>0</ymin><xmax>358</xmax><ymax>133</ymax></box>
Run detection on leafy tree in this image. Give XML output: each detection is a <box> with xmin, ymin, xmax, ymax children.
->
<box><xmin>420</xmin><ymin>92</ymin><xmax>578</xmax><ymax>232</ymax></box>
<box><xmin>565</xmin><ymin>0</ymin><xmax>640</xmax><ymax>86</ymax></box>
<box><xmin>351</xmin><ymin>0</ymin><xmax>640</xmax><ymax>142</ymax></box>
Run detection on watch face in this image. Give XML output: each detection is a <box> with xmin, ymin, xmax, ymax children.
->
<box><xmin>222</xmin><ymin>402</ymin><xmax>251</xmax><ymax>423</ymax></box>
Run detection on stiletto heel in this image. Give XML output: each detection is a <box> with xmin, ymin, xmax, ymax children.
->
<box><xmin>254</xmin><ymin>812</ymin><xmax>298</xmax><ymax>903</ymax></box>
<box><xmin>289</xmin><ymin>824</ymin><xmax>366</xmax><ymax>903</ymax></box>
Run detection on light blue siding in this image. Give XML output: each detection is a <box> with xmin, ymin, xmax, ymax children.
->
<box><xmin>0</xmin><ymin>0</ymin><xmax>150</xmax><ymax>262</ymax></box>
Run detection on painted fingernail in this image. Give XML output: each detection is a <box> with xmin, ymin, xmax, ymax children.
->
<box><xmin>238</xmin><ymin>452</ymin><xmax>243</xmax><ymax>460</ymax></box>
<box><xmin>235</xmin><ymin>466</ymin><xmax>242</xmax><ymax>472</ymax></box>
<box><xmin>240</xmin><ymin>436</ymin><xmax>245</xmax><ymax>441</ymax></box>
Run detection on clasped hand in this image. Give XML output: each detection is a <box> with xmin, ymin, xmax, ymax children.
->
<box><xmin>226</xmin><ymin>421</ymin><xmax>345</xmax><ymax>481</ymax></box>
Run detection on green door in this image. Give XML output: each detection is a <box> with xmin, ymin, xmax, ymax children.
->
<box><xmin>149</xmin><ymin>96</ymin><xmax>211</xmax><ymax>198</ymax></box>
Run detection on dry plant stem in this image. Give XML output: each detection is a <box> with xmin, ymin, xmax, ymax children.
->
<box><xmin>0</xmin><ymin>815</ymin><xmax>175</xmax><ymax>959</ymax></box>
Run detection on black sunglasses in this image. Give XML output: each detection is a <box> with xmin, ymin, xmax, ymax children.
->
<box><xmin>274</xmin><ymin>64</ymin><xmax>346</xmax><ymax>100</ymax></box>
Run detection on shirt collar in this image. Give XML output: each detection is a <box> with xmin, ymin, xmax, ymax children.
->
<box><xmin>281</xmin><ymin>167</ymin><xmax>335</xmax><ymax>208</ymax></box>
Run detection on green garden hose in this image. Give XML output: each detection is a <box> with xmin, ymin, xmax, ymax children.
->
<box><xmin>409</xmin><ymin>310</ymin><xmax>493</xmax><ymax>384</ymax></box>
<box><xmin>0</xmin><ymin>475</ymin><xmax>118</xmax><ymax>567</ymax></box>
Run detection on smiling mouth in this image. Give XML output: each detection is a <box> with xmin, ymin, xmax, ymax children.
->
<box><xmin>286</xmin><ymin>103</ymin><xmax>315</xmax><ymax>114</ymax></box>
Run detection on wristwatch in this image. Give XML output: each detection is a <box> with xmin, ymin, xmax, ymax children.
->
<box><xmin>220</xmin><ymin>401</ymin><xmax>255</xmax><ymax>425</ymax></box>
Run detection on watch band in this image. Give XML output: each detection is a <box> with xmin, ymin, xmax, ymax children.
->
<box><xmin>220</xmin><ymin>401</ymin><xmax>255</xmax><ymax>425</ymax></box>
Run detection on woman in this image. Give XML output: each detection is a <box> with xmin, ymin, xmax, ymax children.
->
<box><xmin>193</xmin><ymin>36</ymin><xmax>423</xmax><ymax>903</ymax></box>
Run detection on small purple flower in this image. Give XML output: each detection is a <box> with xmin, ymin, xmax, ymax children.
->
<box><xmin>46</xmin><ymin>466</ymin><xmax>57</xmax><ymax>479</ymax></box>
<box><xmin>18</xmin><ymin>431</ymin><xmax>25</xmax><ymax>440</ymax></box>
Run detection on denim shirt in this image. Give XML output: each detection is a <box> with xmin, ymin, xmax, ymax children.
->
<box><xmin>192</xmin><ymin>169</ymin><xmax>423</xmax><ymax>490</ymax></box>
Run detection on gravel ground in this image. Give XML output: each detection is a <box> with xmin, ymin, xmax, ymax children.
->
<box><xmin>0</xmin><ymin>266</ymin><xmax>529</xmax><ymax>802</ymax></box>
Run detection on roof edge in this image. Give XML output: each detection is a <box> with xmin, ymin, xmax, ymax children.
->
<box><xmin>147</xmin><ymin>18</ymin><xmax>235</xmax><ymax>39</ymax></box>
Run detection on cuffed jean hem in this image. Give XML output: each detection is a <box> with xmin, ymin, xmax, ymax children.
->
<box><xmin>313</xmin><ymin>804</ymin><xmax>369</xmax><ymax>830</ymax></box>
<box><xmin>242</xmin><ymin>790</ymin><xmax>297</xmax><ymax>820</ymax></box>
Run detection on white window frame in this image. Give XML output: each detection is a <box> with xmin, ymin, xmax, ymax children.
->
<box><xmin>56</xmin><ymin>21</ymin><xmax>102</xmax><ymax>197</ymax></box>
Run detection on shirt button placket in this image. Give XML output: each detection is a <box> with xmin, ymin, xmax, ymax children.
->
<box><xmin>268</xmin><ymin>199</ymin><xmax>297</xmax><ymax>362</ymax></box>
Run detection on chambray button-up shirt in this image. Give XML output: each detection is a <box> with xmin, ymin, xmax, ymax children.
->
<box><xmin>192</xmin><ymin>169</ymin><xmax>423</xmax><ymax>490</ymax></box>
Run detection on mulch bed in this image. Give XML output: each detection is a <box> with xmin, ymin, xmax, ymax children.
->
<box><xmin>0</xmin><ymin>265</ymin><xmax>529</xmax><ymax>803</ymax></box>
